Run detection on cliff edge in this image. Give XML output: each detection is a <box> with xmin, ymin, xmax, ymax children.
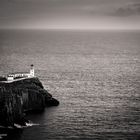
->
<box><xmin>0</xmin><ymin>77</ymin><xmax>59</xmax><ymax>127</ymax></box>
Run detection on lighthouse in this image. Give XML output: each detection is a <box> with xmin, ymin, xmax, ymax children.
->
<box><xmin>30</xmin><ymin>64</ymin><xmax>35</xmax><ymax>77</ymax></box>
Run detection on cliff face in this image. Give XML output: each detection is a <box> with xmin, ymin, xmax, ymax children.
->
<box><xmin>0</xmin><ymin>78</ymin><xmax>59</xmax><ymax>127</ymax></box>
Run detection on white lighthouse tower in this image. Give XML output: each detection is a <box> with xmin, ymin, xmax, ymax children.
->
<box><xmin>30</xmin><ymin>64</ymin><xmax>34</xmax><ymax>77</ymax></box>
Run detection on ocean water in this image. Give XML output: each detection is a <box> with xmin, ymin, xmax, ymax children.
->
<box><xmin>0</xmin><ymin>30</ymin><xmax>140</xmax><ymax>140</ymax></box>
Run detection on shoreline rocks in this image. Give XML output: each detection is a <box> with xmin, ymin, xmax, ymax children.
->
<box><xmin>0</xmin><ymin>77</ymin><xmax>59</xmax><ymax>127</ymax></box>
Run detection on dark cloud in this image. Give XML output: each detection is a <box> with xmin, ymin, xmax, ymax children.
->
<box><xmin>114</xmin><ymin>3</ymin><xmax>140</xmax><ymax>16</ymax></box>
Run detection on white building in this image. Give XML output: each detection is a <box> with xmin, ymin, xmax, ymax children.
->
<box><xmin>30</xmin><ymin>64</ymin><xmax>34</xmax><ymax>77</ymax></box>
<box><xmin>7</xmin><ymin>65</ymin><xmax>35</xmax><ymax>81</ymax></box>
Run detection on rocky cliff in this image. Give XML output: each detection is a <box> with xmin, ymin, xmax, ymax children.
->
<box><xmin>0</xmin><ymin>77</ymin><xmax>59</xmax><ymax>127</ymax></box>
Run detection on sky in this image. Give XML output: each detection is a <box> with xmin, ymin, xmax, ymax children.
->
<box><xmin>0</xmin><ymin>0</ymin><xmax>140</xmax><ymax>30</ymax></box>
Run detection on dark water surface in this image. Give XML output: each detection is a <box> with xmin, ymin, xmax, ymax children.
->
<box><xmin>0</xmin><ymin>30</ymin><xmax>140</xmax><ymax>140</ymax></box>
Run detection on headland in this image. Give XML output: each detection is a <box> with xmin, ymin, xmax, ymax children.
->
<box><xmin>0</xmin><ymin>77</ymin><xmax>59</xmax><ymax>127</ymax></box>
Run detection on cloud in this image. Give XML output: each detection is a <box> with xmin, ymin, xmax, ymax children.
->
<box><xmin>0</xmin><ymin>0</ymin><xmax>140</xmax><ymax>29</ymax></box>
<box><xmin>114</xmin><ymin>3</ymin><xmax>140</xmax><ymax>16</ymax></box>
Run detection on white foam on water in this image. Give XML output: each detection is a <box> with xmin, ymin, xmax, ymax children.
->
<box><xmin>14</xmin><ymin>122</ymin><xmax>39</xmax><ymax>129</ymax></box>
<box><xmin>0</xmin><ymin>122</ymin><xmax>39</xmax><ymax>139</ymax></box>
<box><xmin>14</xmin><ymin>124</ymin><xmax>23</xmax><ymax>129</ymax></box>
<box><xmin>25</xmin><ymin>122</ymin><xmax>39</xmax><ymax>127</ymax></box>
<box><xmin>0</xmin><ymin>134</ymin><xmax>7</xmax><ymax>139</ymax></box>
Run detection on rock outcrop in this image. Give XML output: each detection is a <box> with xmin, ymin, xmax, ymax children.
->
<box><xmin>0</xmin><ymin>77</ymin><xmax>59</xmax><ymax>127</ymax></box>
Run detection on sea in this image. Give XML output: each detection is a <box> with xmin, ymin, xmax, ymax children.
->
<box><xmin>0</xmin><ymin>29</ymin><xmax>140</xmax><ymax>140</ymax></box>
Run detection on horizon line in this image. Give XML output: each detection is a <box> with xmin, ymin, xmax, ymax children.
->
<box><xmin>0</xmin><ymin>27</ymin><xmax>140</xmax><ymax>31</ymax></box>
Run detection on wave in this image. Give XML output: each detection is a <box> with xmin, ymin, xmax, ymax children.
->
<box><xmin>0</xmin><ymin>121</ymin><xmax>39</xmax><ymax>129</ymax></box>
<box><xmin>0</xmin><ymin>134</ymin><xmax>7</xmax><ymax>139</ymax></box>
<box><xmin>0</xmin><ymin>121</ymin><xmax>39</xmax><ymax>139</ymax></box>
<box><xmin>25</xmin><ymin>122</ymin><xmax>39</xmax><ymax>127</ymax></box>
<box><xmin>14</xmin><ymin>121</ymin><xmax>39</xmax><ymax>129</ymax></box>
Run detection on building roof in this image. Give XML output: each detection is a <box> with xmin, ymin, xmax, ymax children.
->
<box><xmin>9</xmin><ymin>72</ymin><xmax>29</xmax><ymax>74</ymax></box>
<box><xmin>8</xmin><ymin>72</ymin><xmax>30</xmax><ymax>76</ymax></box>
